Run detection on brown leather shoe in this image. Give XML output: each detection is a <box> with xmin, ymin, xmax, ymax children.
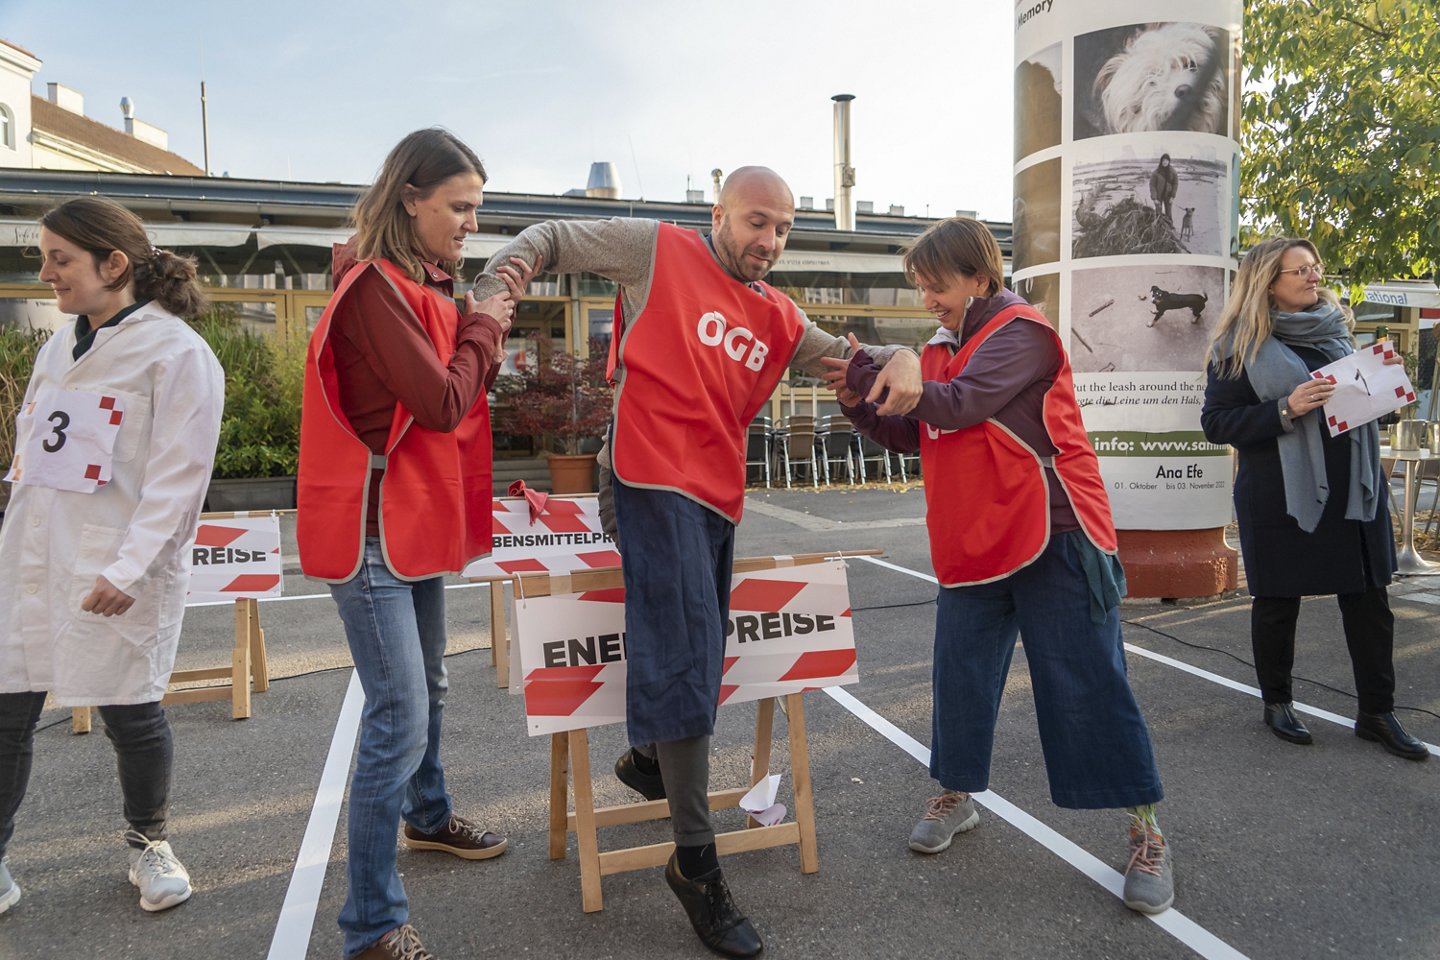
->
<box><xmin>352</xmin><ymin>924</ymin><xmax>433</xmax><ymax>959</ymax></box>
<box><xmin>401</xmin><ymin>814</ymin><xmax>507</xmax><ymax>860</ymax></box>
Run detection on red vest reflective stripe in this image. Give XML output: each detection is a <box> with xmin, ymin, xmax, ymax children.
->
<box><xmin>609</xmin><ymin>224</ymin><xmax>807</xmax><ymax>522</ymax></box>
<box><xmin>297</xmin><ymin>259</ymin><xmax>493</xmax><ymax>581</ymax></box>
<box><xmin>920</xmin><ymin>304</ymin><xmax>1117</xmax><ymax>587</ymax></box>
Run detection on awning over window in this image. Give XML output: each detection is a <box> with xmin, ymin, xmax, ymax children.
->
<box><xmin>1361</xmin><ymin>281</ymin><xmax>1440</xmax><ymax>309</ymax></box>
<box><xmin>253</xmin><ymin>227</ymin><xmax>513</xmax><ymax>262</ymax></box>
<box><xmin>0</xmin><ymin>218</ymin><xmax>252</xmax><ymax>249</ymax></box>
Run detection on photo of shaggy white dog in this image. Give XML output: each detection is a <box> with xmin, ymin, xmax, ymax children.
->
<box><xmin>1094</xmin><ymin>23</ymin><xmax>1224</xmax><ymax>133</ymax></box>
<box><xmin>1074</xmin><ymin>22</ymin><xmax>1233</xmax><ymax>140</ymax></box>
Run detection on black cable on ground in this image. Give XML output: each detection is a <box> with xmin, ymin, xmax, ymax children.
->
<box><xmin>851</xmin><ymin>598</ymin><xmax>937</xmax><ymax>612</ymax></box>
<box><xmin>1123</xmin><ymin>617</ymin><xmax>1440</xmax><ymax>723</ymax></box>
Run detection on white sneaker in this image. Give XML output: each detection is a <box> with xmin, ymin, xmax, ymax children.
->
<box><xmin>0</xmin><ymin>858</ymin><xmax>19</xmax><ymax>914</ymax></box>
<box><xmin>125</xmin><ymin>830</ymin><xmax>192</xmax><ymax>912</ymax></box>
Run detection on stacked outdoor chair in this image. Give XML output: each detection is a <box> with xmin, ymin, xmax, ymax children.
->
<box><xmin>777</xmin><ymin>415</ymin><xmax>820</xmax><ymax>488</ymax></box>
<box><xmin>745</xmin><ymin>416</ymin><xmax>774</xmax><ymax>487</ymax></box>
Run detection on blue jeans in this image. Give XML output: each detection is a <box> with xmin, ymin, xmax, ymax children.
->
<box><xmin>329</xmin><ymin>539</ymin><xmax>453</xmax><ymax>958</ymax></box>
<box><xmin>930</xmin><ymin>532</ymin><xmax>1163</xmax><ymax>810</ymax></box>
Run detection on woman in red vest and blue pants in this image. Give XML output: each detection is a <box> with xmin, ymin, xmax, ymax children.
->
<box><xmin>825</xmin><ymin>217</ymin><xmax>1175</xmax><ymax>915</ymax></box>
<box><xmin>297</xmin><ymin>129</ymin><xmax>515</xmax><ymax>960</ymax></box>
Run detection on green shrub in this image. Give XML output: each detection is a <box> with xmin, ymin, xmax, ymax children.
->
<box><xmin>0</xmin><ymin>326</ymin><xmax>48</xmax><ymax>508</ymax></box>
<box><xmin>193</xmin><ymin>308</ymin><xmax>304</xmax><ymax>478</ymax></box>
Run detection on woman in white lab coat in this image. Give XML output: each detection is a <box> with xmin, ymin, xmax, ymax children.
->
<box><xmin>0</xmin><ymin>197</ymin><xmax>224</xmax><ymax>915</ymax></box>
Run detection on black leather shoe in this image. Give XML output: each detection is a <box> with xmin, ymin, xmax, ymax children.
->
<box><xmin>615</xmin><ymin>748</ymin><xmax>666</xmax><ymax>800</ymax></box>
<box><xmin>1355</xmin><ymin>711</ymin><xmax>1430</xmax><ymax>761</ymax></box>
<box><xmin>664</xmin><ymin>853</ymin><xmax>763</xmax><ymax>958</ymax></box>
<box><xmin>1263</xmin><ymin>702</ymin><xmax>1313</xmax><ymax>745</ymax></box>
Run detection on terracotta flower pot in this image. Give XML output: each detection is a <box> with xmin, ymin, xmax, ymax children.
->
<box><xmin>547</xmin><ymin>453</ymin><xmax>598</xmax><ymax>494</ymax></box>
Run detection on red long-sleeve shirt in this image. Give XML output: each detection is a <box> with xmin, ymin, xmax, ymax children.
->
<box><xmin>328</xmin><ymin>258</ymin><xmax>504</xmax><ymax>536</ymax></box>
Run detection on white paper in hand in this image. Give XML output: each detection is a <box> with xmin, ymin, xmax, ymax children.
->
<box><xmin>739</xmin><ymin>773</ymin><xmax>787</xmax><ymax>827</ymax></box>
<box><xmin>1315</xmin><ymin>341</ymin><xmax>1415</xmax><ymax>437</ymax></box>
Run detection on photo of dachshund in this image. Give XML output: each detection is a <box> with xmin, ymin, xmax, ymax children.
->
<box><xmin>1180</xmin><ymin>207</ymin><xmax>1195</xmax><ymax>241</ymax></box>
<box><xmin>1072</xmin><ymin>265</ymin><xmax>1224</xmax><ymax>373</ymax></box>
<box><xmin>1145</xmin><ymin>285</ymin><xmax>1208</xmax><ymax>327</ymax></box>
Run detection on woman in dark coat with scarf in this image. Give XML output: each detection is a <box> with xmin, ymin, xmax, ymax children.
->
<box><xmin>1201</xmin><ymin>237</ymin><xmax>1426</xmax><ymax>761</ymax></box>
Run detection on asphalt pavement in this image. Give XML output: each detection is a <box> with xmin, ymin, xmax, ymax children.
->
<box><xmin>1</xmin><ymin>485</ymin><xmax>1437</xmax><ymax>960</ymax></box>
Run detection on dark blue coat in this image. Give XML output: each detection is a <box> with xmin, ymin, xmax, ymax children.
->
<box><xmin>1201</xmin><ymin>343</ymin><xmax>1395</xmax><ymax>597</ymax></box>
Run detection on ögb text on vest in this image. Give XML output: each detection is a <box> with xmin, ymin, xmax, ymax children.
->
<box><xmin>696</xmin><ymin>311</ymin><xmax>770</xmax><ymax>372</ymax></box>
<box><xmin>513</xmin><ymin>560</ymin><xmax>858</xmax><ymax>736</ymax></box>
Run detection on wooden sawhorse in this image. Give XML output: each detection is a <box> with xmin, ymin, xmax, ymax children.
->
<box><xmin>548</xmin><ymin>693</ymin><xmax>819</xmax><ymax>913</ymax></box>
<box><xmin>474</xmin><ymin>575</ymin><xmax>511</xmax><ymax>690</ymax></box>
<box><xmin>71</xmin><ymin>596</ymin><xmax>270</xmax><ymax>733</ymax></box>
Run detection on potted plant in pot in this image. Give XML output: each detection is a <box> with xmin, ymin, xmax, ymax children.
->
<box><xmin>193</xmin><ymin>308</ymin><xmax>304</xmax><ymax>511</ymax></box>
<box><xmin>0</xmin><ymin>325</ymin><xmax>48</xmax><ymax>521</ymax></box>
<box><xmin>494</xmin><ymin>339</ymin><xmax>611</xmax><ymax>494</ymax></box>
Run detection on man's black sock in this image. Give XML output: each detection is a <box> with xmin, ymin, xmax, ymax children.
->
<box><xmin>676</xmin><ymin>842</ymin><xmax>719</xmax><ymax>879</ymax></box>
<box><xmin>631</xmin><ymin>748</ymin><xmax>660</xmax><ymax>776</ymax></box>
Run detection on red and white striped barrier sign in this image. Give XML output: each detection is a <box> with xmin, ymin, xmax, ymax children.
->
<box><xmin>186</xmin><ymin>514</ymin><xmax>283</xmax><ymax>603</ymax></box>
<box><xmin>514</xmin><ymin>560</ymin><xmax>857</xmax><ymax>736</ymax></box>
<box><xmin>463</xmin><ymin>496</ymin><xmax>621</xmax><ymax>579</ymax></box>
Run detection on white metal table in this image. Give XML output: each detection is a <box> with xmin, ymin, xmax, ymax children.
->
<box><xmin>1381</xmin><ymin>445</ymin><xmax>1438</xmax><ymax>575</ymax></box>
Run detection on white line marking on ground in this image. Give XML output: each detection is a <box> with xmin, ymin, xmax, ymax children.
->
<box><xmin>266</xmin><ymin>670</ymin><xmax>365</xmax><ymax>960</ymax></box>
<box><xmin>1121</xmin><ymin>643</ymin><xmax>1440</xmax><ymax>758</ymax></box>
<box><xmin>823</xmin><ymin>685</ymin><xmax>1250</xmax><ymax>960</ymax></box>
<box><xmin>855</xmin><ymin>555</ymin><xmax>1439</xmax><ymax>756</ymax></box>
<box><xmin>744</xmin><ymin>497</ymin><xmax>928</xmax><ymax>532</ymax></box>
<box><xmin>855</xmin><ymin>555</ymin><xmax>938</xmax><ymax>583</ymax></box>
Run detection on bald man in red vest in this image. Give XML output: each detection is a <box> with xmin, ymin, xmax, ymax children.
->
<box><xmin>480</xmin><ymin>167</ymin><xmax>920</xmax><ymax>957</ymax></box>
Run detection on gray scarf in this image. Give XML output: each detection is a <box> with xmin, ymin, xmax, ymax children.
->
<box><xmin>1229</xmin><ymin>302</ymin><xmax>1382</xmax><ymax>533</ymax></box>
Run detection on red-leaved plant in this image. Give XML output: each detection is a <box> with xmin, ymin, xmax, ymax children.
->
<box><xmin>494</xmin><ymin>339</ymin><xmax>612</xmax><ymax>455</ymax></box>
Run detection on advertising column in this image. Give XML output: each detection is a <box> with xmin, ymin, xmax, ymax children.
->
<box><xmin>1013</xmin><ymin>0</ymin><xmax>1243</xmax><ymax>596</ymax></box>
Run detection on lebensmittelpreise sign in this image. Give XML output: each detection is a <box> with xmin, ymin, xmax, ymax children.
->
<box><xmin>464</xmin><ymin>496</ymin><xmax>620</xmax><ymax>579</ymax></box>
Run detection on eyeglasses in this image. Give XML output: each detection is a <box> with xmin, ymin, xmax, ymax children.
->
<box><xmin>1277</xmin><ymin>262</ymin><xmax>1325</xmax><ymax>278</ymax></box>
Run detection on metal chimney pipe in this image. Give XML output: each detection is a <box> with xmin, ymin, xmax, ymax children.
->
<box><xmin>200</xmin><ymin>81</ymin><xmax>210</xmax><ymax>176</ymax></box>
<box><xmin>831</xmin><ymin>94</ymin><xmax>856</xmax><ymax>231</ymax></box>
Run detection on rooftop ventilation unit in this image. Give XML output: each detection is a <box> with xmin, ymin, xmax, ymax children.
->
<box><xmin>585</xmin><ymin>161</ymin><xmax>621</xmax><ymax>200</ymax></box>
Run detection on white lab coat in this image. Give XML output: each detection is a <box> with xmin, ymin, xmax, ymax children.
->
<box><xmin>0</xmin><ymin>303</ymin><xmax>224</xmax><ymax>706</ymax></box>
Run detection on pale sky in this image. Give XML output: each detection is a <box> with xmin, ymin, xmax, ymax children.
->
<box><xmin>5</xmin><ymin>0</ymin><xmax>1017</xmax><ymax>220</ymax></box>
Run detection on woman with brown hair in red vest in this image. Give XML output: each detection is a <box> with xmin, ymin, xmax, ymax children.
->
<box><xmin>297</xmin><ymin>128</ymin><xmax>516</xmax><ymax>960</ymax></box>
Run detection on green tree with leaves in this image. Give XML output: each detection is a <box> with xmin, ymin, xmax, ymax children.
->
<box><xmin>1242</xmin><ymin>0</ymin><xmax>1440</xmax><ymax>286</ymax></box>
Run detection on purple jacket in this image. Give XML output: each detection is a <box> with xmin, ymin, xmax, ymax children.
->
<box><xmin>841</xmin><ymin>289</ymin><xmax>1080</xmax><ymax>532</ymax></box>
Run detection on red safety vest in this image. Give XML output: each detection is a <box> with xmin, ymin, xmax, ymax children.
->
<box><xmin>607</xmin><ymin>224</ymin><xmax>806</xmax><ymax>522</ymax></box>
<box><xmin>920</xmin><ymin>304</ymin><xmax>1117</xmax><ymax>587</ymax></box>
<box><xmin>297</xmin><ymin>258</ymin><xmax>493</xmax><ymax>582</ymax></box>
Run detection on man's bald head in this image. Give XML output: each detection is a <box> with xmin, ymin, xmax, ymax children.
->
<box><xmin>717</xmin><ymin>166</ymin><xmax>795</xmax><ymax>211</ymax></box>
<box><xmin>711</xmin><ymin>166</ymin><xmax>795</xmax><ymax>283</ymax></box>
